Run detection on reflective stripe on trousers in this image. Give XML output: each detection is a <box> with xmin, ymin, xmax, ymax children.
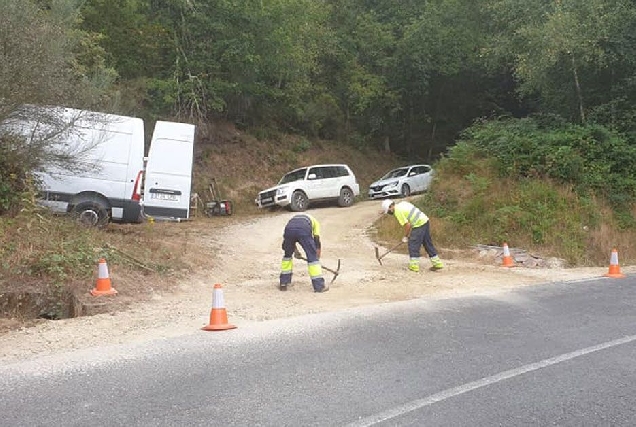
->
<box><xmin>280</xmin><ymin>256</ymin><xmax>324</xmax><ymax>290</ymax></box>
<box><xmin>280</xmin><ymin>221</ymin><xmax>326</xmax><ymax>291</ymax></box>
<box><xmin>280</xmin><ymin>257</ymin><xmax>293</xmax><ymax>285</ymax></box>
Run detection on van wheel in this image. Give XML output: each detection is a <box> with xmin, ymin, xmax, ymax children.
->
<box><xmin>290</xmin><ymin>191</ymin><xmax>308</xmax><ymax>212</ymax></box>
<box><xmin>400</xmin><ymin>184</ymin><xmax>411</xmax><ymax>197</ymax></box>
<box><xmin>338</xmin><ymin>188</ymin><xmax>354</xmax><ymax>207</ymax></box>
<box><xmin>72</xmin><ymin>201</ymin><xmax>109</xmax><ymax>228</ymax></box>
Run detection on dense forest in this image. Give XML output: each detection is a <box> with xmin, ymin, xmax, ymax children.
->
<box><xmin>2</xmin><ymin>0</ymin><xmax>636</xmax><ymax>213</ymax></box>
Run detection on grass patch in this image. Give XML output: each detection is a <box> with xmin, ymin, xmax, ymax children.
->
<box><xmin>0</xmin><ymin>210</ymin><xmax>203</xmax><ymax>320</ymax></box>
<box><xmin>372</xmin><ymin>147</ymin><xmax>636</xmax><ymax>266</ymax></box>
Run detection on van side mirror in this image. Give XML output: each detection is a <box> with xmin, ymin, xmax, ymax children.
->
<box><xmin>409</xmin><ymin>171</ymin><xmax>416</xmax><ymax>176</ymax></box>
<box><xmin>308</xmin><ymin>173</ymin><xmax>317</xmax><ymax>180</ymax></box>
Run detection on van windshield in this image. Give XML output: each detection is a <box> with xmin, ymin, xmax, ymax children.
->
<box><xmin>279</xmin><ymin>168</ymin><xmax>307</xmax><ymax>184</ymax></box>
<box><xmin>382</xmin><ymin>168</ymin><xmax>409</xmax><ymax>179</ymax></box>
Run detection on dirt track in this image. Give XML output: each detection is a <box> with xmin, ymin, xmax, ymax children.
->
<box><xmin>0</xmin><ymin>200</ymin><xmax>620</xmax><ymax>364</ymax></box>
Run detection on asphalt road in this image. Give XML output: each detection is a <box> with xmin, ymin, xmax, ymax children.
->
<box><xmin>1</xmin><ymin>276</ymin><xmax>636</xmax><ymax>426</ymax></box>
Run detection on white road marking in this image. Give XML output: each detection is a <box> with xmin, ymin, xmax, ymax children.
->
<box><xmin>347</xmin><ymin>334</ymin><xmax>636</xmax><ymax>427</ymax></box>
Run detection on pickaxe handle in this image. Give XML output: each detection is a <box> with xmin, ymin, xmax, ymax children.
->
<box><xmin>320</xmin><ymin>259</ymin><xmax>341</xmax><ymax>275</ymax></box>
<box><xmin>375</xmin><ymin>241</ymin><xmax>405</xmax><ymax>265</ymax></box>
<box><xmin>294</xmin><ymin>250</ymin><xmax>341</xmax><ymax>280</ymax></box>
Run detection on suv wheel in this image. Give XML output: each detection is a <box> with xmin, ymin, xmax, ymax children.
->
<box><xmin>400</xmin><ymin>183</ymin><xmax>411</xmax><ymax>197</ymax></box>
<box><xmin>290</xmin><ymin>190</ymin><xmax>308</xmax><ymax>212</ymax></box>
<box><xmin>338</xmin><ymin>188</ymin><xmax>354</xmax><ymax>207</ymax></box>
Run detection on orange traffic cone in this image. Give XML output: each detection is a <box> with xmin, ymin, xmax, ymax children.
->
<box><xmin>501</xmin><ymin>242</ymin><xmax>515</xmax><ymax>267</ymax></box>
<box><xmin>202</xmin><ymin>284</ymin><xmax>237</xmax><ymax>331</ymax></box>
<box><xmin>604</xmin><ymin>248</ymin><xmax>626</xmax><ymax>279</ymax></box>
<box><xmin>91</xmin><ymin>259</ymin><xmax>118</xmax><ymax>296</ymax></box>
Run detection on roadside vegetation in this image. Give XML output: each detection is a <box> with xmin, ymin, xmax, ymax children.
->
<box><xmin>378</xmin><ymin>116</ymin><xmax>636</xmax><ymax>266</ymax></box>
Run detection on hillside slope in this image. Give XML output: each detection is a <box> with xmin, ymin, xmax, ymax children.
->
<box><xmin>191</xmin><ymin>122</ymin><xmax>405</xmax><ymax>212</ymax></box>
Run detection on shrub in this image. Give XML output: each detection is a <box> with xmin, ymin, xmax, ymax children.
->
<box><xmin>458</xmin><ymin>116</ymin><xmax>636</xmax><ymax>206</ymax></box>
<box><xmin>0</xmin><ymin>136</ymin><xmax>32</xmax><ymax>216</ymax></box>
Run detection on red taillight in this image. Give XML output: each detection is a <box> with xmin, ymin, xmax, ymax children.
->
<box><xmin>131</xmin><ymin>170</ymin><xmax>143</xmax><ymax>201</ymax></box>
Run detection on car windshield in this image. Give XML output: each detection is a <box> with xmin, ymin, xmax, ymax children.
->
<box><xmin>278</xmin><ymin>168</ymin><xmax>307</xmax><ymax>184</ymax></box>
<box><xmin>382</xmin><ymin>168</ymin><xmax>409</xmax><ymax>179</ymax></box>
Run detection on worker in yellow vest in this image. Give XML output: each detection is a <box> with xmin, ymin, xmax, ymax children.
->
<box><xmin>381</xmin><ymin>199</ymin><xmax>444</xmax><ymax>272</ymax></box>
<box><xmin>279</xmin><ymin>213</ymin><xmax>328</xmax><ymax>292</ymax></box>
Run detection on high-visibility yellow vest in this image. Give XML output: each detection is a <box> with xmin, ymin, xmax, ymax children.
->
<box><xmin>393</xmin><ymin>201</ymin><xmax>428</xmax><ymax>228</ymax></box>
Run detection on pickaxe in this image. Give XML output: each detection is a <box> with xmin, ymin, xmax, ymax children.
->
<box><xmin>294</xmin><ymin>249</ymin><xmax>341</xmax><ymax>284</ymax></box>
<box><xmin>374</xmin><ymin>241</ymin><xmax>405</xmax><ymax>266</ymax></box>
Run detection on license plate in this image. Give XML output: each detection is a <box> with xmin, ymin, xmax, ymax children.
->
<box><xmin>261</xmin><ymin>197</ymin><xmax>273</xmax><ymax>203</ymax></box>
<box><xmin>151</xmin><ymin>193</ymin><xmax>180</xmax><ymax>202</ymax></box>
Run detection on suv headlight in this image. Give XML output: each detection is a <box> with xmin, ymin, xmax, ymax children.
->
<box><xmin>276</xmin><ymin>187</ymin><xmax>288</xmax><ymax>196</ymax></box>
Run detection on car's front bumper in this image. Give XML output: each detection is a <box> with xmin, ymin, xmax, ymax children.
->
<box><xmin>368</xmin><ymin>186</ymin><xmax>400</xmax><ymax>199</ymax></box>
<box><xmin>255</xmin><ymin>192</ymin><xmax>290</xmax><ymax>208</ymax></box>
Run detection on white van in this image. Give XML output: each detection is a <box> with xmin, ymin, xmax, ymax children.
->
<box><xmin>142</xmin><ymin>121</ymin><xmax>196</xmax><ymax>220</ymax></box>
<box><xmin>3</xmin><ymin>107</ymin><xmax>145</xmax><ymax>226</ymax></box>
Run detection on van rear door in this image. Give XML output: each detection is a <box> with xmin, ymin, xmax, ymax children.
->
<box><xmin>143</xmin><ymin>121</ymin><xmax>196</xmax><ymax>219</ymax></box>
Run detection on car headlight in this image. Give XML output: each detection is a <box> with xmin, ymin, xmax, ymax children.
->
<box><xmin>276</xmin><ymin>187</ymin><xmax>288</xmax><ymax>196</ymax></box>
<box><xmin>384</xmin><ymin>181</ymin><xmax>398</xmax><ymax>188</ymax></box>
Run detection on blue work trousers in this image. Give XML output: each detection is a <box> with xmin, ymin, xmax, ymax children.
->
<box><xmin>409</xmin><ymin>222</ymin><xmax>438</xmax><ymax>258</ymax></box>
<box><xmin>280</xmin><ymin>217</ymin><xmax>325</xmax><ymax>292</ymax></box>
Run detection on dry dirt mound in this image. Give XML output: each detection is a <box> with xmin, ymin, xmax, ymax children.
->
<box><xmin>0</xmin><ymin>199</ymin><xmax>622</xmax><ymax>364</ymax></box>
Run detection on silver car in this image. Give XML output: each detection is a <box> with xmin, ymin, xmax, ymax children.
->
<box><xmin>368</xmin><ymin>164</ymin><xmax>434</xmax><ymax>199</ymax></box>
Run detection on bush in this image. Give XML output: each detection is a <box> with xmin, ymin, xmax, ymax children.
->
<box><xmin>0</xmin><ymin>136</ymin><xmax>31</xmax><ymax>215</ymax></box>
<box><xmin>458</xmin><ymin>116</ymin><xmax>636</xmax><ymax>206</ymax></box>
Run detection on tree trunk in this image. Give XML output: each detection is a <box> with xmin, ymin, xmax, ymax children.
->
<box><xmin>572</xmin><ymin>55</ymin><xmax>585</xmax><ymax>124</ymax></box>
<box><xmin>429</xmin><ymin>121</ymin><xmax>437</xmax><ymax>161</ymax></box>
<box><xmin>407</xmin><ymin>105</ymin><xmax>413</xmax><ymax>157</ymax></box>
<box><xmin>345</xmin><ymin>102</ymin><xmax>350</xmax><ymax>143</ymax></box>
<box><xmin>383</xmin><ymin>136</ymin><xmax>390</xmax><ymax>153</ymax></box>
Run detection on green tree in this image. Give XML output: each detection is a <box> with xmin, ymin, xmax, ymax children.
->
<box><xmin>0</xmin><ymin>0</ymin><xmax>114</xmax><ymax>215</ymax></box>
<box><xmin>485</xmin><ymin>0</ymin><xmax>636</xmax><ymax>124</ymax></box>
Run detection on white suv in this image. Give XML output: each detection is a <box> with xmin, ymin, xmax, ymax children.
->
<box><xmin>256</xmin><ymin>164</ymin><xmax>360</xmax><ymax>211</ymax></box>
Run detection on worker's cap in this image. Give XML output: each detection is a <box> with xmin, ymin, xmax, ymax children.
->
<box><xmin>381</xmin><ymin>199</ymin><xmax>394</xmax><ymax>214</ymax></box>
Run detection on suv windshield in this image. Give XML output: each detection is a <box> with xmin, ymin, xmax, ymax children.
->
<box><xmin>382</xmin><ymin>168</ymin><xmax>409</xmax><ymax>179</ymax></box>
<box><xmin>279</xmin><ymin>168</ymin><xmax>307</xmax><ymax>184</ymax></box>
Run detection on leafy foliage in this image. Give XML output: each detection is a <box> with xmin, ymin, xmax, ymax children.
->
<box><xmin>457</xmin><ymin>116</ymin><xmax>636</xmax><ymax>206</ymax></box>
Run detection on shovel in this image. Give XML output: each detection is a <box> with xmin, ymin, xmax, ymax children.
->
<box><xmin>294</xmin><ymin>249</ymin><xmax>341</xmax><ymax>284</ymax></box>
<box><xmin>374</xmin><ymin>241</ymin><xmax>405</xmax><ymax>266</ymax></box>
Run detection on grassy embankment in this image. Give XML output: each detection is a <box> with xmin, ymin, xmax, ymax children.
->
<box><xmin>376</xmin><ymin>145</ymin><xmax>636</xmax><ymax>267</ymax></box>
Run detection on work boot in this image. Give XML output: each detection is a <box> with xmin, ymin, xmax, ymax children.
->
<box><xmin>430</xmin><ymin>256</ymin><xmax>444</xmax><ymax>270</ymax></box>
<box><xmin>315</xmin><ymin>283</ymin><xmax>329</xmax><ymax>293</ymax></box>
<box><xmin>279</xmin><ymin>283</ymin><xmax>288</xmax><ymax>291</ymax></box>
